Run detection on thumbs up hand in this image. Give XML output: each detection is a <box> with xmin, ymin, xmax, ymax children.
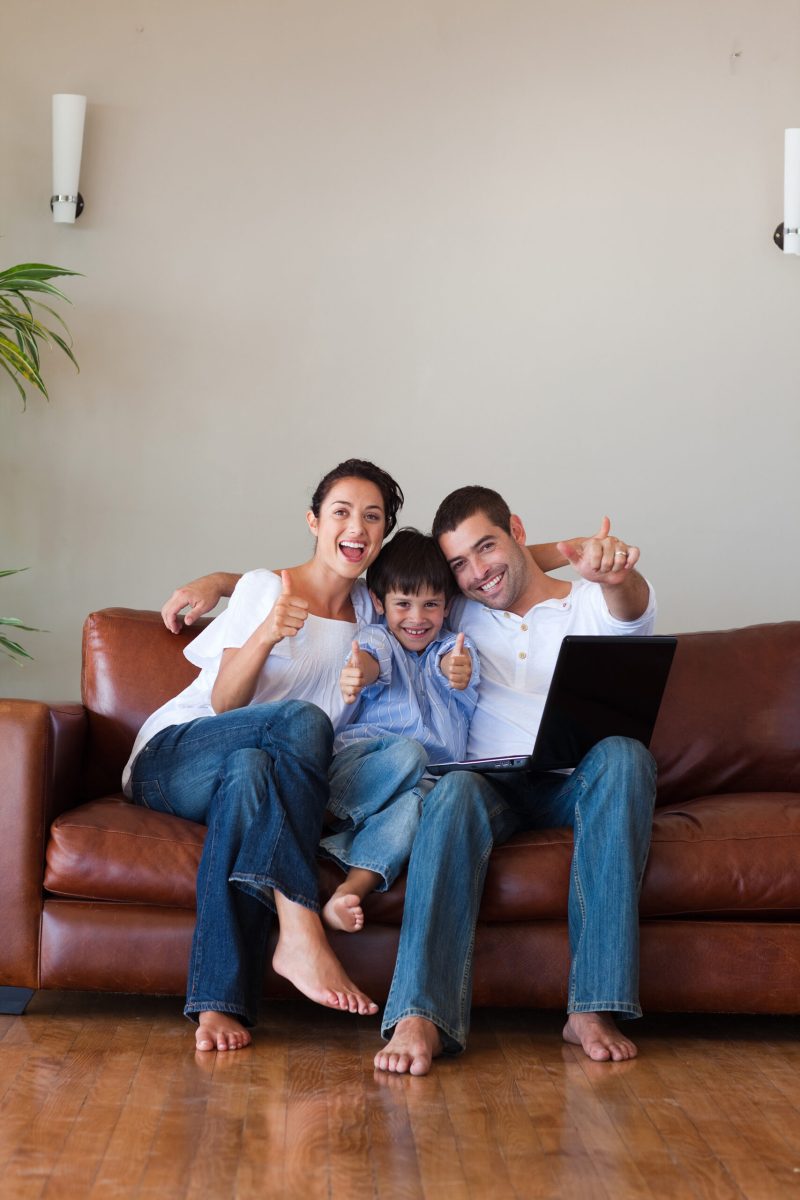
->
<box><xmin>261</xmin><ymin>569</ymin><xmax>310</xmax><ymax>649</ymax></box>
<box><xmin>340</xmin><ymin>640</ymin><xmax>367</xmax><ymax>704</ymax></box>
<box><xmin>442</xmin><ymin>632</ymin><xmax>472</xmax><ymax>691</ymax></box>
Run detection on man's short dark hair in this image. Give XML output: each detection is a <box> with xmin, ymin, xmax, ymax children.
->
<box><xmin>366</xmin><ymin>527</ymin><xmax>457</xmax><ymax>602</ymax></box>
<box><xmin>431</xmin><ymin>486</ymin><xmax>512</xmax><ymax>541</ymax></box>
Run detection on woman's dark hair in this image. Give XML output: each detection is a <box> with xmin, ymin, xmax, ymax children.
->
<box><xmin>310</xmin><ymin>459</ymin><xmax>404</xmax><ymax>536</ymax></box>
<box><xmin>431</xmin><ymin>485</ymin><xmax>512</xmax><ymax>540</ymax></box>
<box><xmin>367</xmin><ymin>527</ymin><xmax>457</xmax><ymax>602</ymax></box>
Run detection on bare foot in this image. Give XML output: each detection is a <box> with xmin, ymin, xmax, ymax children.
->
<box><xmin>322</xmin><ymin>891</ymin><xmax>365</xmax><ymax>933</ymax></box>
<box><xmin>374</xmin><ymin>1016</ymin><xmax>443</xmax><ymax>1076</ymax></box>
<box><xmin>272</xmin><ymin>919</ymin><xmax>378</xmax><ymax>1015</ymax></box>
<box><xmin>195</xmin><ymin>1011</ymin><xmax>251</xmax><ymax>1052</ymax></box>
<box><xmin>562</xmin><ymin>1012</ymin><xmax>638</xmax><ymax>1062</ymax></box>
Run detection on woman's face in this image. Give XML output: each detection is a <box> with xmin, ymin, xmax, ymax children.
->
<box><xmin>307</xmin><ymin>476</ymin><xmax>386</xmax><ymax>578</ymax></box>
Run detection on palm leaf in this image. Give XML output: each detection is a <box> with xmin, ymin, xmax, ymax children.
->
<box><xmin>0</xmin><ymin>262</ymin><xmax>80</xmax><ymax>405</ymax></box>
<box><xmin>0</xmin><ymin>636</ymin><xmax>34</xmax><ymax>664</ymax></box>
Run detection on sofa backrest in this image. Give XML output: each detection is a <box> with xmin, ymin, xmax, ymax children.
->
<box><xmin>81</xmin><ymin>608</ymin><xmax>209</xmax><ymax>799</ymax></box>
<box><xmin>650</xmin><ymin>621</ymin><xmax>800</xmax><ymax>803</ymax></box>
<box><xmin>80</xmin><ymin>609</ymin><xmax>800</xmax><ymax>805</ymax></box>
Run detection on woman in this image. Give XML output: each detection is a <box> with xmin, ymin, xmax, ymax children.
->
<box><xmin>123</xmin><ymin>459</ymin><xmax>411</xmax><ymax>1052</ymax></box>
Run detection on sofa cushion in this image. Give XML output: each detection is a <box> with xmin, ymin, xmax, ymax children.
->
<box><xmin>44</xmin><ymin>792</ymin><xmax>800</xmax><ymax>921</ymax></box>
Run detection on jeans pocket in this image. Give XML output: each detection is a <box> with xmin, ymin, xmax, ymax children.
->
<box><xmin>132</xmin><ymin>777</ymin><xmax>174</xmax><ymax>815</ymax></box>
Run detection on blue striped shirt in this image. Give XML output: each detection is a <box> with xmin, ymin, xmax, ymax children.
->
<box><xmin>334</xmin><ymin>624</ymin><xmax>480</xmax><ymax>764</ymax></box>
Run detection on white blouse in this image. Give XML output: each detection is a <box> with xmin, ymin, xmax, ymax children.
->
<box><xmin>121</xmin><ymin>571</ymin><xmax>374</xmax><ymax>795</ymax></box>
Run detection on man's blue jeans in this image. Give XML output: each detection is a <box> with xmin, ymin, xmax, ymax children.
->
<box><xmin>130</xmin><ymin>700</ymin><xmax>334</xmax><ymax>1027</ymax></box>
<box><xmin>381</xmin><ymin>736</ymin><xmax>657</xmax><ymax>1053</ymax></box>
<box><xmin>321</xmin><ymin>734</ymin><xmax>429</xmax><ymax>890</ymax></box>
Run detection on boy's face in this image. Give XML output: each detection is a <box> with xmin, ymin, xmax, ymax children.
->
<box><xmin>371</xmin><ymin>587</ymin><xmax>449</xmax><ymax>654</ymax></box>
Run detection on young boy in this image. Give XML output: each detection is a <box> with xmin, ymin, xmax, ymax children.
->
<box><xmin>321</xmin><ymin>528</ymin><xmax>479</xmax><ymax>933</ymax></box>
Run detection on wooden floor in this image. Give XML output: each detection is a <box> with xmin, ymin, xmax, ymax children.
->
<box><xmin>0</xmin><ymin>993</ymin><xmax>798</xmax><ymax>1199</ymax></box>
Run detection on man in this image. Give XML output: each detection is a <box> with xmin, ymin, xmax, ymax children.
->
<box><xmin>162</xmin><ymin>495</ymin><xmax>656</xmax><ymax>1074</ymax></box>
<box><xmin>372</xmin><ymin>487</ymin><xmax>656</xmax><ymax>1074</ymax></box>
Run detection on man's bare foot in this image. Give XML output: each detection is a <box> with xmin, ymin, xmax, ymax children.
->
<box><xmin>562</xmin><ymin>1012</ymin><xmax>638</xmax><ymax>1062</ymax></box>
<box><xmin>374</xmin><ymin>1016</ymin><xmax>443</xmax><ymax>1076</ymax></box>
<box><xmin>272</xmin><ymin>918</ymin><xmax>378</xmax><ymax>1015</ymax></box>
<box><xmin>322</xmin><ymin>890</ymin><xmax>365</xmax><ymax>933</ymax></box>
<box><xmin>195</xmin><ymin>1011</ymin><xmax>251</xmax><ymax>1052</ymax></box>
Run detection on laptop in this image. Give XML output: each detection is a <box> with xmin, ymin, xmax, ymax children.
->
<box><xmin>428</xmin><ymin>634</ymin><xmax>677</xmax><ymax>776</ymax></box>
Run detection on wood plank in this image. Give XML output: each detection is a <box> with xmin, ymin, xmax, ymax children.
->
<box><xmin>357</xmin><ymin>1017</ymin><xmax>424</xmax><ymax>1200</ymax></box>
<box><xmin>87</xmin><ymin>1007</ymin><xmax>191</xmax><ymax>1200</ymax></box>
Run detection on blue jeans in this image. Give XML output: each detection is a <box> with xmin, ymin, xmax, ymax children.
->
<box><xmin>130</xmin><ymin>700</ymin><xmax>334</xmax><ymax>1026</ymax></box>
<box><xmin>381</xmin><ymin>736</ymin><xmax>656</xmax><ymax>1053</ymax></box>
<box><xmin>320</xmin><ymin>735</ymin><xmax>428</xmax><ymax>890</ymax></box>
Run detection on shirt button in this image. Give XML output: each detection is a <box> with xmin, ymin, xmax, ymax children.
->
<box><xmin>521</xmin><ymin>623</ymin><xmax>528</xmax><ymax>632</ymax></box>
<box><xmin>504</xmin><ymin>612</ymin><xmax>510</xmax><ymax>619</ymax></box>
<box><xmin>518</xmin><ymin>651</ymin><xmax>527</xmax><ymax>660</ymax></box>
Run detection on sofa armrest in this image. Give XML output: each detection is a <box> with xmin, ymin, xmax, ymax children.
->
<box><xmin>0</xmin><ymin>699</ymin><xmax>87</xmax><ymax>987</ymax></box>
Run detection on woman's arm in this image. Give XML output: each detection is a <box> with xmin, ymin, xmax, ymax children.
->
<box><xmin>161</xmin><ymin>571</ymin><xmax>242</xmax><ymax>633</ymax></box>
<box><xmin>210</xmin><ymin>572</ymin><xmax>309</xmax><ymax>713</ymax></box>
<box><xmin>527</xmin><ymin>542</ymin><xmax>570</xmax><ymax>572</ymax></box>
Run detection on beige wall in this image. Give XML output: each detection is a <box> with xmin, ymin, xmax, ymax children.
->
<box><xmin>2</xmin><ymin>0</ymin><xmax>799</xmax><ymax>700</ymax></box>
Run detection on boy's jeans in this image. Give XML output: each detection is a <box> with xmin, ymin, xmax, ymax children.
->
<box><xmin>130</xmin><ymin>700</ymin><xmax>333</xmax><ymax>1027</ymax></box>
<box><xmin>381</xmin><ymin>736</ymin><xmax>657</xmax><ymax>1052</ymax></box>
<box><xmin>321</xmin><ymin>734</ymin><xmax>429</xmax><ymax>889</ymax></box>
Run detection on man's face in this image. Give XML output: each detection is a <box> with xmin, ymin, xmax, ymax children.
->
<box><xmin>438</xmin><ymin>511</ymin><xmax>532</xmax><ymax>612</ymax></box>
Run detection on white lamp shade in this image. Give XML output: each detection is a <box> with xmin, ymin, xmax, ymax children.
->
<box><xmin>52</xmin><ymin>94</ymin><xmax>87</xmax><ymax>224</ymax></box>
<box><xmin>784</xmin><ymin>128</ymin><xmax>800</xmax><ymax>255</ymax></box>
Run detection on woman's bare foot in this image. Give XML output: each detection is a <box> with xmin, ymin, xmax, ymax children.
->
<box><xmin>272</xmin><ymin>893</ymin><xmax>378</xmax><ymax>1015</ymax></box>
<box><xmin>322</xmin><ymin>890</ymin><xmax>365</xmax><ymax>933</ymax></box>
<box><xmin>562</xmin><ymin>1012</ymin><xmax>638</xmax><ymax>1061</ymax></box>
<box><xmin>195</xmin><ymin>1011</ymin><xmax>251</xmax><ymax>1052</ymax></box>
<box><xmin>374</xmin><ymin>1016</ymin><xmax>443</xmax><ymax>1076</ymax></box>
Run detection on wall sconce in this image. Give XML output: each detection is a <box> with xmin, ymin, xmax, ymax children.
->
<box><xmin>774</xmin><ymin>128</ymin><xmax>800</xmax><ymax>253</ymax></box>
<box><xmin>51</xmin><ymin>94</ymin><xmax>87</xmax><ymax>223</ymax></box>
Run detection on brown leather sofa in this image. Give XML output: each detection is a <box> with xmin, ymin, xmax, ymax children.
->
<box><xmin>2</xmin><ymin>609</ymin><xmax>799</xmax><ymax>1013</ymax></box>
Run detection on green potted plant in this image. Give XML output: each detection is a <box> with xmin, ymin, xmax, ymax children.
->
<box><xmin>2</xmin><ymin>261</ymin><xmax>80</xmax><ymax>660</ymax></box>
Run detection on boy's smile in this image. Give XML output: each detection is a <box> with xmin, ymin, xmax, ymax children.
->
<box><xmin>372</xmin><ymin>588</ymin><xmax>449</xmax><ymax>654</ymax></box>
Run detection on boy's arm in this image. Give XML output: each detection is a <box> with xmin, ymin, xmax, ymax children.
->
<box><xmin>440</xmin><ymin>633</ymin><xmax>473</xmax><ymax>691</ymax></box>
<box><xmin>340</xmin><ymin>641</ymin><xmax>381</xmax><ymax>704</ymax></box>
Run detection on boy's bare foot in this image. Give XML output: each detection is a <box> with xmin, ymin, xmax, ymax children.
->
<box><xmin>374</xmin><ymin>1016</ymin><xmax>442</xmax><ymax>1076</ymax></box>
<box><xmin>562</xmin><ymin>1012</ymin><xmax>638</xmax><ymax>1061</ymax></box>
<box><xmin>322</xmin><ymin>891</ymin><xmax>365</xmax><ymax>933</ymax></box>
<box><xmin>272</xmin><ymin>916</ymin><xmax>378</xmax><ymax>1015</ymax></box>
<box><xmin>196</xmin><ymin>1011</ymin><xmax>251</xmax><ymax>1052</ymax></box>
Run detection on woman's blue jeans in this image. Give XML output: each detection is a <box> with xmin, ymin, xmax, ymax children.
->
<box><xmin>381</xmin><ymin>736</ymin><xmax>657</xmax><ymax>1053</ymax></box>
<box><xmin>321</xmin><ymin>734</ymin><xmax>429</xmax><ymax>890</ymax></box>
<box><xmin>130</xmin><ymin>700</ymin><xmax>334</xmax><ymax>1027</ymax></box>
